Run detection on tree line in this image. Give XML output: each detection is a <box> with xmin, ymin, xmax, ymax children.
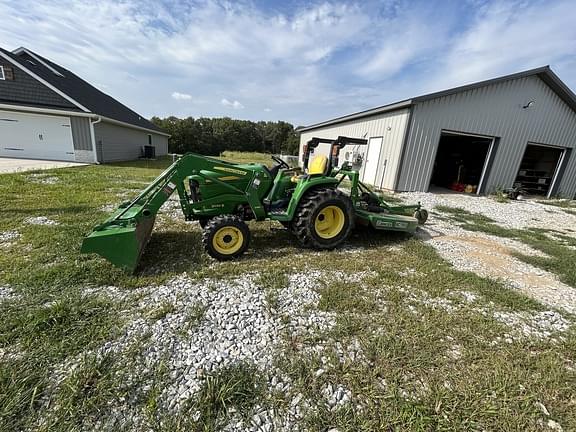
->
<box><xmin>151</xmin><ymin>116</ymin><xmax>301</xmax><ymax>156</ymax></box>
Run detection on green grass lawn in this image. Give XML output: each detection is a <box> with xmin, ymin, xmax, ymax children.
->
<box><xmin>1</xmin><ymin>154</ymin><xmax>575</xmax><ymax>431</ymax></box>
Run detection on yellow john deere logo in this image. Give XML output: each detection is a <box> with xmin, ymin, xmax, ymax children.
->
<box><xmin>214</xmin><ymin>166</ymin><xmax>247</xmax><ymax>176</ymax></box>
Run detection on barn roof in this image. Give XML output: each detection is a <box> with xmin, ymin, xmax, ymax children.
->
<box><xmin>299</xmin><ymin>66</ymin><xmax>576</xmax><ymax>132</ymax></box>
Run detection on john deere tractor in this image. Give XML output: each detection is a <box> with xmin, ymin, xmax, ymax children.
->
<box><xmin>82</xmin><ymin>136</ymin><xmax>427</xmax><ymax>271</ymax></box>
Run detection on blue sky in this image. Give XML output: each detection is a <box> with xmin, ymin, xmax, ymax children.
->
<box><xmin>1</xmin><ymin>0</ymin><xmax>575</xmax><ymax>126</ymax></box>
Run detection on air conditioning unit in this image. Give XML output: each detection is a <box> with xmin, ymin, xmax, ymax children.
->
<box><xmin>344</xmin><ymin>150</ymin><xmax>364</xmax><ymax>170</ymax></box>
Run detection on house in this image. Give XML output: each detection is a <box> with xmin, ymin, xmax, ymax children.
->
<box><xmin>0</xmin><ymin>46</ymin><xmax>169</xmax><ymax>163</ymax></box>
<box><xmin>299</xmin><ymin>67</ymin><xmax>576</xmax><ymax>198</ymax></box>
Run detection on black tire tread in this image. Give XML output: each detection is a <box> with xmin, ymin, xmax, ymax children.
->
<box><xmin>292</xmin><ymin>188</ymin><xmax>354</xmax><ymax>249</ymax></box>
<box><xmin>414</xmin><ymin>209</ymin><xmax>429</xmax><ymax>225</ymax></box>
<box><xmin>201</xmin><ymin>215</ymin><xmax>250</xmax><ymax>260</ymax></box>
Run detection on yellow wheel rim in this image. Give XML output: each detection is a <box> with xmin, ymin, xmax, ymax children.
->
<box><xmin>314</xmin><ymin>205</ymin><xmax>345</xmax><ymax>239</ymax></box>
<box><xmin>212</xmin><ymin>226</ymin><xmax>244</xmax><ymax>255</ymax></box>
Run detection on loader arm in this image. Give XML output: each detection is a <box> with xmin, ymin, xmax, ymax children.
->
<box><xmin>81</xmin><ymin>153</ymin><xmax>271</xmax><ymax>272</ymax></box>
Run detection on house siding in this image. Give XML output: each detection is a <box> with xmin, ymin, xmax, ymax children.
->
<box><xmin>94</xmin><ymin>121</ymin><xmax>168</xmax><ymax>162</ymax></box>
<box><xmin>70</xmin><ymin>116</ymin><xmax>94</xmax><ymax>163</ymax></box>
<box><xmin>70</xmin><ymin>117</ymin><xmax>92</xmax><ymax>151</ymax></box>
<box><xmin>397</xmin><ymin>75</ymin><xmax>576</xmax><ymax>197</ymax></box>
<box><xmin>151</xmin><ymin>132</ymin><xmax>169</xmax><ymax>155</ymax></box>
<box><xmin>299</xmin><ymin>109</ymin><xmax>410</xmax><ymax>189</ymax></box>
<box><xmin>0</xmin><ymin>58</ymin><xmax>77</xmax><ymax>110</ymax></box>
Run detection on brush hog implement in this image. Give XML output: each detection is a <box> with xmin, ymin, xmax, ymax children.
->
<box><xmin>82</xmin><ymin>136</ymin><xmax>428</xmax><ymax>272</ymax></box>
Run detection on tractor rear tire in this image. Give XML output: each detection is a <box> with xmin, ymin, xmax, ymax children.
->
<box><xmin>202</xmin><ymin>215</ymin><xmax>250</xmax><ymax>260</ymax></box>
<box><xmin>292</xmin><ymin>188</ymin><xmax>354</xmax><ymax>249</ymax></box>
<box><xmin>413</xmin><ymin>209</ymin><xmax>429</xmax><ymax>225</ymax></box>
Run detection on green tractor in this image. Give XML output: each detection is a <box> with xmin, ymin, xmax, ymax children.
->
<box><xmin>81</xmin><ymin>136</ymin><xmax>428</xmax><ymax>272</ymax></box>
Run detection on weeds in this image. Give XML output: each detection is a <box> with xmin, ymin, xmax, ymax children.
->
<box><xmin>47</xmin><ymin>353</ymin><xmax>118</xmax><ymax>431</ymax></box>
<box><xmin>0</xmin><ymin>294</ymin><xmax>119</xmax><ymax>361</ymax></box>
<box><xmin>1</xmin><ymin>155</ymin><xmax>576</xmax><ymax>430</ymax></box>
<box><xmin>435</xmin><ymin>205</ymin><xmax>576</xmax><ymax>288</ymax></box>
<box><xmin>173</xmin><ymin>363</ymin><xmax>265</xmax><ymax>431</ymax></box>
<box><xmin>147</xmin><ymin>301</ymin><xmax>176</xmax><ymax>321</ymax></box>
<box><xmin>0</xmin><ymin>357</ymin><xmax>48</xmax><ymax>431</ymax></box>
<box><xmin>256</xmin><ymin>269</ymin><xmax>288</xmax><ymax>310</ymax></box>
<box><xmin>178</xmin><ymin>304</ymin><xmax>207</xmax><ymax>337</ymax></box>
<box><xmin>536</xmin><ymin>199</ymin><xmax>576</xmax><ymax>209</ymax></box>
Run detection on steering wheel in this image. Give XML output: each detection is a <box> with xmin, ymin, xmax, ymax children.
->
<box><xmin>271</xmin><ymin>155</ymin><xmax>290</xmax><ymax>169</ymax></box>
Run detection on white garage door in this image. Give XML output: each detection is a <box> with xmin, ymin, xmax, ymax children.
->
<box><xmin>0</xmin><ymin>110</ymin><xmax>75</xmax><ymax>161</ymax></box>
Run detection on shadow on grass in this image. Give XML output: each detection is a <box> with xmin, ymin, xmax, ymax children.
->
<box><xmin>247</xmin><ymin>223</ymin><xmax>413</xmax><ymax>260</ymax></box>
<box><xmin>137</xmin><ymin>230</ymin><xmax>207</xmax><ymax>276</ymax></box>
<box><xmin>104</xmin><ymin>157</ymin><xmax>174</xmax><ymax>170</ymax></box>
<box><xmin>348</xmin><ymin>225</ymin><xmax>413</xmax><ymax>248</ymax></box>
<box><xmin>0</xmin><ymin>206</ymin><xmax>92</xmax><ymax>217</ymax></box>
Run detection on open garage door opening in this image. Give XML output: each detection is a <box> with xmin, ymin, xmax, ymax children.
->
<box><xmin>514</xmin><ymin>144</ymin><xmax>565</xmax><ymax>197</ymax></box>
<box><xmin>429</xmin><ymin>131</ymin><xmax>494</xmax><ymax>194</ymax></box>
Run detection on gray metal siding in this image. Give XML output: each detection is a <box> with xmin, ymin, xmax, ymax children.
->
<box><xmin>299</xmin><ymin>109</ymin><xmax>411</xmax><ymax>189</ymax></box>
<box><xmin>397</xmin><ymin>76</ymin><xmax>576</xmax><ymax>197</ymax></box>
<box><xmin>94</xmin><ymin>121</ymin><xmax>168</xmax><ymax>162</ymax></box>
<box><xmin>70</xmin><ymin>117</ymin><xmax>92</xmax><ymax>151</ymax></box>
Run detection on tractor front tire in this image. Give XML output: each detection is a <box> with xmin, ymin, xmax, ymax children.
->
<box><xmin>202</xmin><ymin>215</ymin><xmax>250</xmax><ymax>260</ymax></box>
<box><xmin>292</xmin><ymin>188</ymin><xmax>354</xmax><ymax>249</ymax></box>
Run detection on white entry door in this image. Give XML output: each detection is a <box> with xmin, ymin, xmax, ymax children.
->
<box><xmin>0</xmin><ymin>110</ymin><xmax>75</xmax><ymax>161</ymax></box>
<box><xmin>363</xmin><ymin>137</ymin><xmax>383</xmax><ymax>186</ymax></box>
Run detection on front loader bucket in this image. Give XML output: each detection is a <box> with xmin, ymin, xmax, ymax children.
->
<box><xmin>81</xmin><ymin>215</ymin><xmax>156</xmax><ymax>273</ymax></box>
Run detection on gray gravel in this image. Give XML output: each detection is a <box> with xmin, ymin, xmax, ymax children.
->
<box><xmin>27</xmin><ymin>190</ymin><xmax>576</xmax><ymax>429</ymax></box>
<box><xmin>401</xmin><ymin>192</ymin><xmax>576</xmax><ymax>232</ymax></box>
<box><xmin>45</xmin><ymin>270</ymin><xmax>369</xmax><ymax>430</ymax></box>
<box><xmin>0</xmin><ymin>285</ymin><xmax>18</xmax><ymax>302</ymax></box>
<box><xmin>24</xmin><ymin>216</ymin><xmax>58</xmax><ymax>226</ymax></box>
<box><xmin>401</xmin><ymin>192</ymin><xmax>576</xmax><ymax>315</ymax></box>
<box><xmin>26</xmin><ymin>173</ymin><xmax>60</xmax><ymax>185</ymax></box>
<box><xmin>0</xmin><ymin>230</ymin><xmax>20</xmax><ymax>245</ymax></box>
<box><xmin>402</xmin><ymin>286</ymin><xmax>572</xmax><ymax>343</ymax></box>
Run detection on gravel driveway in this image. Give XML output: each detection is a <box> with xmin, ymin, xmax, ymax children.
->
<box><xmin>401</xmin><ymin>192</ymin><xmax>576</xmax><ymax>314</ymax></box>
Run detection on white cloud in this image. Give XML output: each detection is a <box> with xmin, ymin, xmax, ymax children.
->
<box><xmin>357</xmin><ymin>3</ymin><xmax>457</xmax><ymax>80</ymax></box>
<box><xmin>0</xmin><ymin>0</ymin><xmax>574</xmax><ymax>125</ymax></box>
<box><xmin>264</xmin><ymin>108</ymin><xmax>272</xmax><ymax>112</ymax></box>
<box><xmin>171</xmin><ymin>91</ymin><xmax>192</xmax><ymax>100</ymax></box>
<box><xmin>428</xmin><ymin>0</ymin><xmax>576</xmax><ymax>91</ymax></box>
<box><xmin>221</xmin><ymin>98</ymin><xmax>244</xmax><ymax>109</ymax></box>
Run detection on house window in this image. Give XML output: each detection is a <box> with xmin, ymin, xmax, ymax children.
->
<box><xmin>148</xmin><ymin>134</ymin><xmax>152</xmax><ymax>145</ymax></box>
<box><xmin>0</xmin><ymin>66</ymin><xmax>5</xmax><ymax>80</ymax></box>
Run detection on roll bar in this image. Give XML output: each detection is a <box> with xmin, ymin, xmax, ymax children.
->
<box><xmin>302</xmin><ymin>136</ymin><xmax>368</xmax><ymax>170</ymax></box>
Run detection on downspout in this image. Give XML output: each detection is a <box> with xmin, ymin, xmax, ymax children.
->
<box><xmin>90</xmin><ymin>116</ymin><xmax>102</xmax><ymax>164</ymax></box>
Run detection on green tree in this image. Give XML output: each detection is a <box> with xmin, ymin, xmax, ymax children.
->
<box><xmin>151</xmin><ymin>116</ymin><xmax>300</xmax><ymax>156</ymax></box>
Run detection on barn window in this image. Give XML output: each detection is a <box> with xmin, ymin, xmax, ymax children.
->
<box><xmin>0</xmin><ymin>66</ymin><xmax>5</xmax><ymax>80</ymax></box>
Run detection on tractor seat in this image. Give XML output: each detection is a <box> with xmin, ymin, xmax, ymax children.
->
<box><xmin>291</xmin><ymin>154</ymin><xmax>330</xmax><ymax>183</ymax></box>
<box><xmin>308</xmin><ymin>155</ymin><xmax>329</xmax><ymax>175</ymax></box>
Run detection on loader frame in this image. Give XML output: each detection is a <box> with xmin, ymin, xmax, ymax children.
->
<box><xmin>82</xmin><ymin>136</ymin><xmax>426</xmax><ymax>271</ymax></box>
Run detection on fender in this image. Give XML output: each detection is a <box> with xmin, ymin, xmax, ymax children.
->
<box><xmin>279</xmin><ymin>176</ymin><xmax>340</xmax><ymax>221</ymax></box>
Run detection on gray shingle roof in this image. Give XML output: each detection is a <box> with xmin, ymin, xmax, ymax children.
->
<box><xmin>0</xmin><ymin>46</ymin><xmax>165</xmax><ymax>134</ymax></box>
